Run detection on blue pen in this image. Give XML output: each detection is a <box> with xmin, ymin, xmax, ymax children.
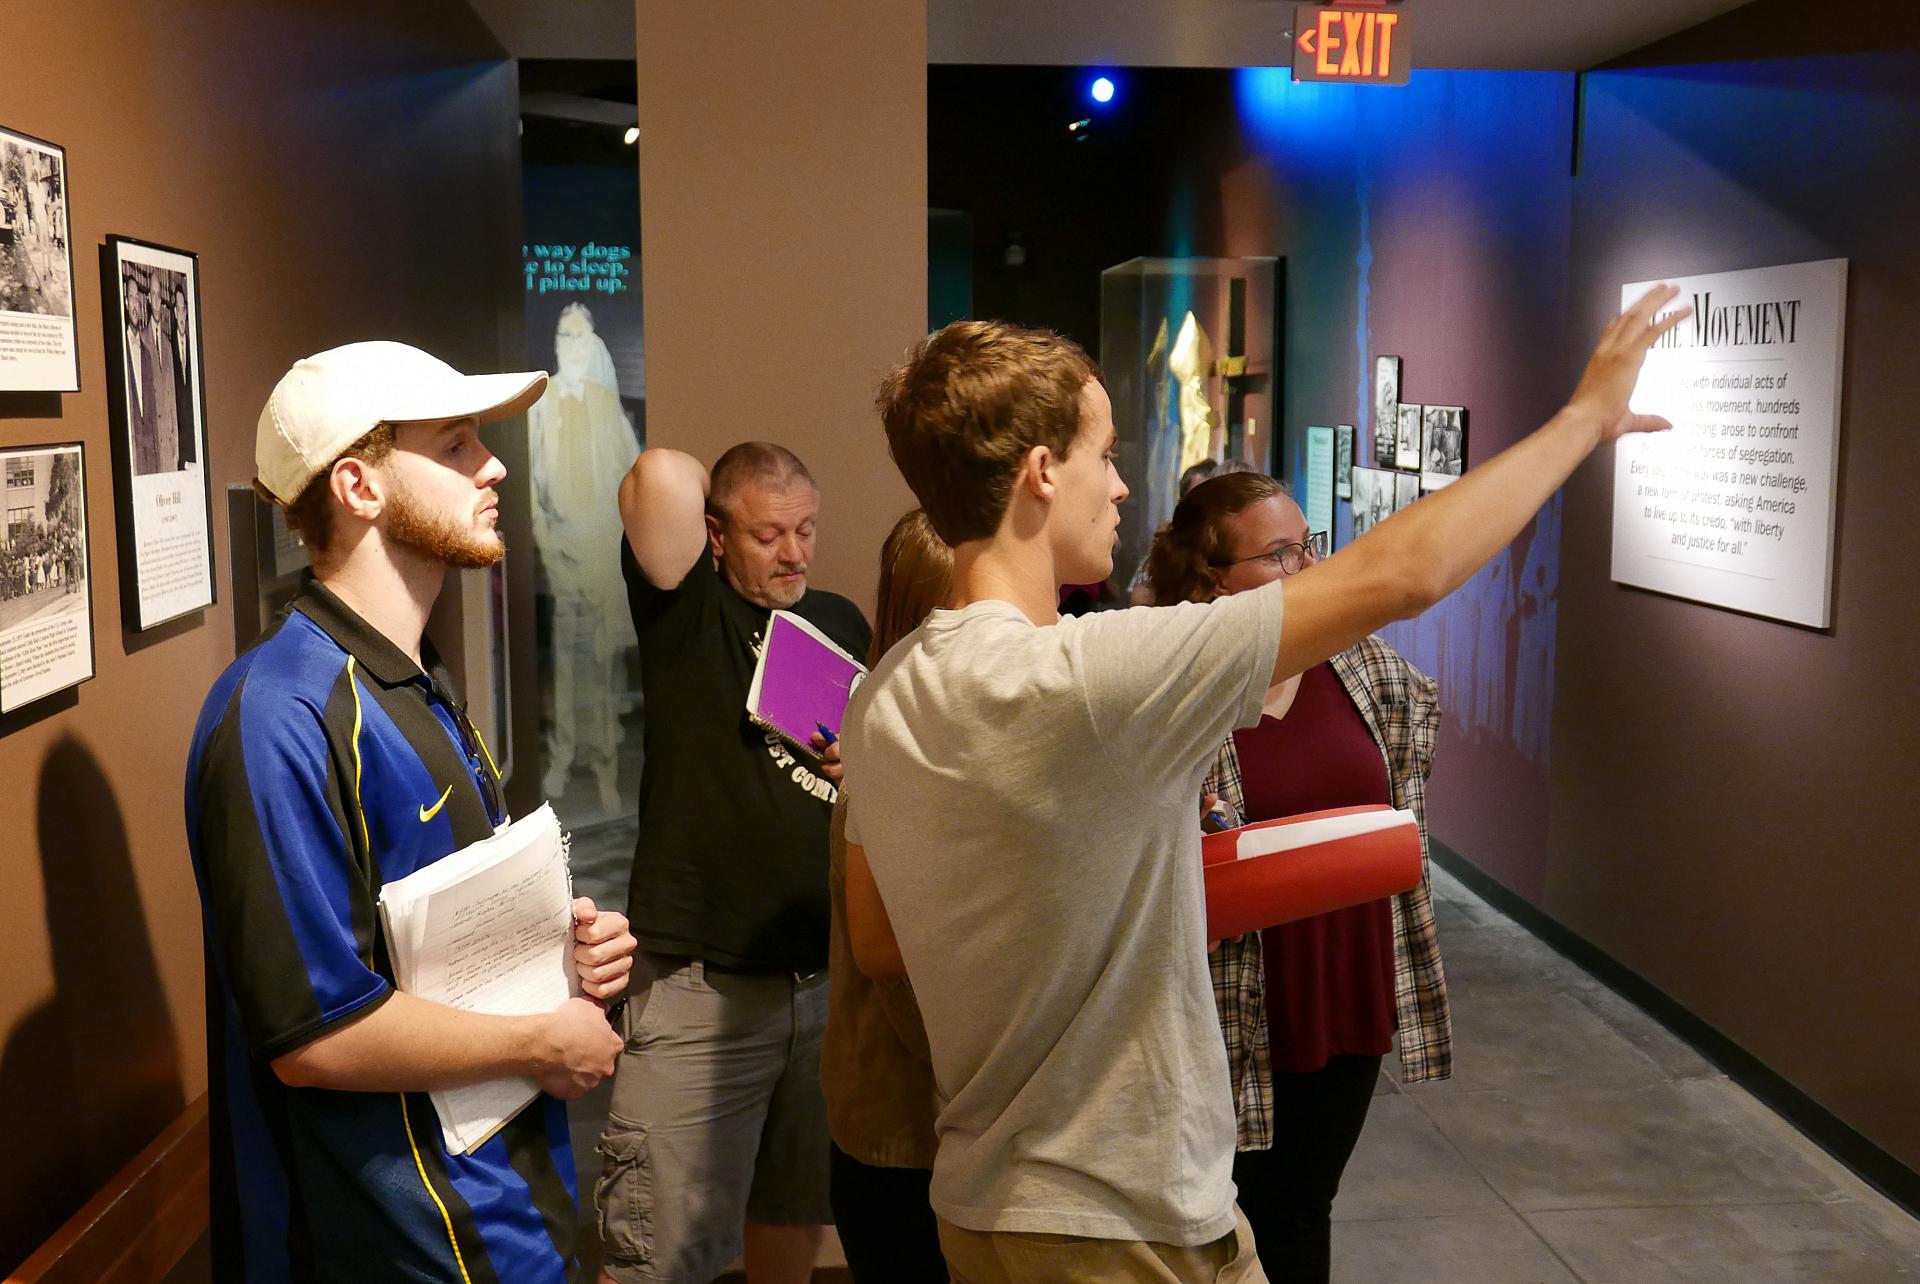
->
<box><xmin>1202</xmin><ymin>807</ymin><xmax>1231</xmax><ymax>832</ymax></box>
<box><xmin>815</xmin><ymin>721</ymin><xmax>838</xmax><ymax>747</ymax></box>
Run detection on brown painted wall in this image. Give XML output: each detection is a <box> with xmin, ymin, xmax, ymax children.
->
<box><xmin>634</xmin><ymin>0</ymin><xmax>924</xmax><ymax>614</ymax></box>
<box><xmin>0</xmin><ymin>0</ymin><xmax>523</xmax><ymax>1266</ymax></box>
<box><xmin>1553</xmin><ymin>30</ymin><xmax>1920</xmax><ymax>1169</ymax></box>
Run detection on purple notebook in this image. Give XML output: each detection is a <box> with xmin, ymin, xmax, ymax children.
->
<box><xmin>746</xmin><ymin>611</ymin><xmax>867</xmax><ymax>759</ymax></box>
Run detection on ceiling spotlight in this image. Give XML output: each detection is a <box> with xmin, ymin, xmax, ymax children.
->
<box><xmin>623</xmin><ymin>126</ymin><xmax>639</xmax><ymax>146</ymax></box>
<box><xmin>1090</xmin><ymin>76</ymin><xmax>1116</xmax><ymax>105</ymax></box>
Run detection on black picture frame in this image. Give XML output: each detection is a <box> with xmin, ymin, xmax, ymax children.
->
<box><xmin>1350</xmin><ymin>466</ymin><xmax>1395</xmax><ymax>539</ymax></box>
<box><xmin>0</xmin><ymin>124</ymin><xmax>80</xmax><ymax>393</ymax></box>
<box><xmin>1421</xmin><ymin>405</ymin><xmax>1468</xmax><ymax>492</ymax></box>
<box><xmin>1394</xmin><ymin>403</ymin><xmax>1424</xmax><ymax>473</ymax></box>
<box><xmin>101</xmin><ymin>234</ymin><xmax>216</xmax><ymax>631</ymax></box>
<box><xmin>1395</xmin><ymin>401</ymin><xmax>1424</xmax><ymax>472</ymax></box>
<box><xmin>1395</xmin><ymin>470</ymin><xmax>1420</xmax><ymax>512</ymax></box>
<box><xmin>0</xmin><ymin>441</ymin><xmax>95</xmax><ymax>714</ymax></box>
<box><xmin>1372</xmin><ymin>356</ymin><xmax>1400</xmax><ymax>467</ymax></box>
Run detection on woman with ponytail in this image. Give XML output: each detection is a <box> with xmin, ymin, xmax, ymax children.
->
<box><xmin>1148</xmin><ymin>473</ymin><xmax>1453</xmax><ymax>1283</ymax></box>
<box><xmin>821</xmin><ymin>509</ymin><xmax>953</xmax><ymax>1282</ymax></box>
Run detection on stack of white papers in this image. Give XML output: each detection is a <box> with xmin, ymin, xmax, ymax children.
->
<box><xmin>1231</xmin><ymin>808</ymin><xmax>1418</xmax><ymax>860</ymax></box>
<box><xmin>378</xmin><ymin>804</ymin><xmax>576</xmax><ymax>1154</ymax></box>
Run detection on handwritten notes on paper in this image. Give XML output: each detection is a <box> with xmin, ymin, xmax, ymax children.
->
<box><xmin>380</xmin><ymin>805</ymin><xmax>575</xmax><ymax>1153</ymax></box>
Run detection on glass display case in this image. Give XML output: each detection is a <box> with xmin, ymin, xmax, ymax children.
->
<box><xmin>1099</xmin><ymin>256</ymin><xmax>1281</xmax><ymax>595</ymax></box>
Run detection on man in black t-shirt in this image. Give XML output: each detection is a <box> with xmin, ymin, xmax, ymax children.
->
<box><xmin>597</xmin><ymin>441</ymin><xmax>870</xmax><ymax>1284</ymax></box>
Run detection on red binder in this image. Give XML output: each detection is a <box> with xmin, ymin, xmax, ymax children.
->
<box><xmin>1201</xmin><ymin>804</ymin><xmax>1422</xmax><ymax>940</ymax></box>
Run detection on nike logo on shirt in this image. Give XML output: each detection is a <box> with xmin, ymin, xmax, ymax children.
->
<box><xmin>418</xmin><ymin>784</ymin><xmax>453</xmax><ymax>822</ymax></box>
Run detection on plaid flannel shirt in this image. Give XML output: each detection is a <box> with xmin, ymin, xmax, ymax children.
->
<box><xmin>1204</xmin><ymin>633</ymin><xmax>1452</xmax><ymax>1152</ymax></box>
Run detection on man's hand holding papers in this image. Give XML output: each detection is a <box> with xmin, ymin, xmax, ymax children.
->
<box><xmin>532</xmin><ymin>996</ymin><xmax>626</xmax><ymax>1100</ymax></box>
<box><xmin>378</xmin><ymin>805</ymin><xmax>636</xmax><ymax>1151</ymax></box>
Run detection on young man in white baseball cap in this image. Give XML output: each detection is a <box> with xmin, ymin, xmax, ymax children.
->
<box><xmin>186</xmin><ymin>341</ymin><xmax>637</xmax><ymax>1282</ymax></box>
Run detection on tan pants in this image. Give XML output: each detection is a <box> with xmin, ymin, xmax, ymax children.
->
<box><xmin>937</xmin><ymin>1206</ymin><xmax>1269</xmax><ymax>1284</ymax></box>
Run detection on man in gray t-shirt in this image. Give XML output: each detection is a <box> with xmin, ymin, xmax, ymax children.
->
<box><xmin>845</xmin><ymin>298</ymin><xmax>1685</xmax><ymax>1282</ymax></box>
<box><xmin>849</xmin><ymin>588</ymin><xmax>1284</xmax><ymax>1247</ymax></box>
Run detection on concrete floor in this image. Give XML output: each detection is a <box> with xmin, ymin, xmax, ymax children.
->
<box><xmin>169</xmin><ymin>852</ymin><xmax>1920</xmax><ymax>1282</ymax></box>
<box><xmin>1324</xmin><ymin>866</ymin><xmax>1920</xmax><ymax>1282</ymax></box>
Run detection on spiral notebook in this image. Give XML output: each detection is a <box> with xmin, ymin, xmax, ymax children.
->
<box><xmin>746</xmin><ymin>610</ymin><xmax>867</xmax><ymax>759</ymax></box>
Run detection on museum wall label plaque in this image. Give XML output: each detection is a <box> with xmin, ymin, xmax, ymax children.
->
<box><xmin>1613</xmin><ymin>259</ymin><xmax>1847</xmax><ymax>628</ymax></box>
<box><xmin>1303</xmin><ymin>425</ymin><xmax>1335</xmax><ymax>540</ymax></box>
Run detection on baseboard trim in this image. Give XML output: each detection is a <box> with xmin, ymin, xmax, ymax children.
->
<box><xmin>6</xmin><ymin>1093</ymin><xmax>209</xmax><ymax>1284</ymax></box>
<box><xmin>1431</xmin><ymin>841</ymin><xmax>1920</xmax><ymax>1220</ymax></box>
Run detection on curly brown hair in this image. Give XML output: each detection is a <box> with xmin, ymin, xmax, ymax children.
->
<box><xmin>1144</xmin><ymin>471</ymin><xmax>1288</xmax><ymax>604</ymax></box>
<box><xmin>875</xmin><ymin>321</ymin><xmax>1101</xmax><ymax>546</ymax></box>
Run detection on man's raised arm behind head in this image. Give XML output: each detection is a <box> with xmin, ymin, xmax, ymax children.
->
<box><xmin>617</xmin><ymin>447</ymin><xmax>711</xmax><ymax>591</ymax></box>
<box><xmin>1269</xmin><ymin>284</ymin><xmax>1690</xmax><ymax>686</ymax></box>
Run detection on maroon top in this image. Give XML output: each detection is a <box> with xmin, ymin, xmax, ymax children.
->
<box><xmin>1232</xmin><ymin>662</ymin><xmax>1398</xmax><ymax>1074</ymax></box>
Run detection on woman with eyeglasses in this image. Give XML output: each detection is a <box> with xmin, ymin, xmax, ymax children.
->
<box><xmin>1145</xmin><ymin>471</ymin><xmax>1453</xmax><ymax>1283</ymax></box>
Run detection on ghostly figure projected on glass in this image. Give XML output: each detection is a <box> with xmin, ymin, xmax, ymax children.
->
<box><xmin>528</xmin><ymin>303</ymin><xmax>641</xmax><ymax>810</ymax></box>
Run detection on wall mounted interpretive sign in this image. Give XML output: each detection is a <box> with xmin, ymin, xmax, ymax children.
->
<box><xmin>1613</xmin><ymin>259</ymin><xmax>1847</xmax><ymax>628</ymax></box>
<box><xmin>1303</xmin><ymin>425</ymin><xmax>1334</xmax><ymax>542</ymax></box>
<box><xmin>0</xmin><ymin>125</ymin><xmax>79</xmax><ymax>393</ymax></box>
<box><xmin>102</xmin><ymin>235</ymin><xmax>216</xmax><ymax>630</ymax></box>
<box><xmin>0</xmin><ymin>442</ymin><xmax>93</xmax><ymax>713</ymax></box>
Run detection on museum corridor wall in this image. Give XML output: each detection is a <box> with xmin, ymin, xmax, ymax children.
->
<box><xmin>1202</xmin><ymin>68</ymin><xmax>1581</xmax><ymax>898</ymax></box>
<box><xmin>1195</xmin><ymin>6</ymin><xmax>1919</xmax><ymax>1189</ymax></box>
<box><xmin>0</xmin><ymin>0</ymin><xmax>523</xmax><ymax>1266</ymax></box>
<box><xmin>1553</xmin><ymin>37</ymin><xmax>1920</xmax><ymax>1181</ymax></box>
<box><xmin>634</xmin><ymin>0</ymin><xmax>924</xmax><ymax>612</ymax></box>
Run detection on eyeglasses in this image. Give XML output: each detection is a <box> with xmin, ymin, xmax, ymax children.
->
<box><xmin>1213</xmin><ymin>530</ymin><xmax>1329</xmax><ymax>575</ymax></box>
<box><xmin>432</xmin><ymin>678</ymin><xmax>505</xmax><ymax>825</ymax></box>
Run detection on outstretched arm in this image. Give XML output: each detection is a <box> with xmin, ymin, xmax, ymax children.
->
<box><xmin>1271</xmin><ymin>284</ymin><xmax>1689</xmax><ymax>683</ymax></box>
<box><xmin>617</xmin><ymin>447</ymin><xmax>711</xmax><ymax>591</ymax></box>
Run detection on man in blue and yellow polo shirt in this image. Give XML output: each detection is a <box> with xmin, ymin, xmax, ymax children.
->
<box><xmin>186</xmin><ymin>342</ymin><xmax>635</xmax><ymax>1282</ymax></box>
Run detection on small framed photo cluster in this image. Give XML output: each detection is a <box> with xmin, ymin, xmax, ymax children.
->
<box><xmin>0</xmin><ymin>120</ymin><xmax>219</xmax><ymax>721</ymax></box>
<box><xmin>1355</xmin><ymin>354</ymin><xmax>1469</xmax><ymax>531</ymax></box>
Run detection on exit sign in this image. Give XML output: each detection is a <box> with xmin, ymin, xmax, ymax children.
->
<box><xmin>1293</xmin><ymin>4</ymin><xmax>1410</xmax><ymax>85</ymax></box>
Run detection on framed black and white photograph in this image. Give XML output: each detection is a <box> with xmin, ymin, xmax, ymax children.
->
<box><xmin>1372</xmin><ymin>356</ymin><xmax>1400</xmax><ymax>467</ymax></box>
<box><xmin>1335</xmin><ymin>424</ymin><xmax>1355</xmax><ymax>499</ymax></box>
<box><xmin>1395</xmin><ymin>470</ymin><xmax>1420</xmax><ymax>512</ymax></box>
<box><xmin>0</xmin><ymin>125</ymin><xmax>79</xmax><ymax>392</ymax></box>
<box><xmin>1351</xmin><ymin>466</ymin><xmax>1395</xmax><ymax>540</ymax></box>
<box><xmin>0</xmin><ymin>442</ymin><xmax>93</xmax><ymax>713</ymax></box>
<box><xmin>102</xmin><ymin>235</ymin><xmax>215</xmax><ymax>630</ymax></box>
<box><xmin>1421</xmin><ymin>405</ymin><xmax>1468</xmax><ymax>491</ymax></box>
<box><xmin>1396</xmin><ymin>402</ymin><xmax>1424</xmax><ymax>472</ymax></box>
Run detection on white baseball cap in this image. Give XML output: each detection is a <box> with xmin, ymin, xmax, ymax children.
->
<box><xmin>256</xmin><ymin>341</ymin><xmax>548</xmax><ymax>503</ymax></box>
